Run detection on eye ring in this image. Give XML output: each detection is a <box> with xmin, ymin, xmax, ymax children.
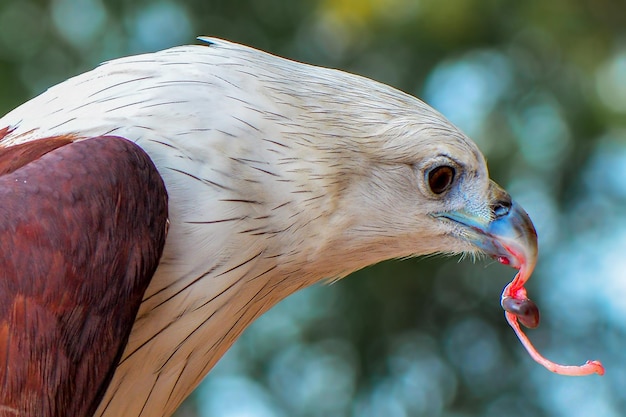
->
<box><xmin>428</xmin><ymin>165</ymin><xmax>455</xmax><ymax>194</ymax></box>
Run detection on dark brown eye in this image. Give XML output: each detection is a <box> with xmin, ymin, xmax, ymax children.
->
<box><xmin>428</xmin><ymin>165</ymin><xmax>455</xmax><ymax>194</ymax></box>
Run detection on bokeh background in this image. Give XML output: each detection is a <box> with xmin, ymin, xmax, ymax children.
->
<box><xmin>1</xmin><ymin>0</ymin><xmax>625</xmax><ymax>416</ymax></box>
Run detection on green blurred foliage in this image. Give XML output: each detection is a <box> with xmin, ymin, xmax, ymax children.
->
<box><xmin>1</xmin><ymin>0</ymin><xmax>625</xmax><ymax>416</ymax></box>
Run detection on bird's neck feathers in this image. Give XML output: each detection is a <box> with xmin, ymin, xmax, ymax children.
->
<box><xmin>0</xmin><ymin>39</ymin><xmax>477</xmax><ymax>417</ymax></box>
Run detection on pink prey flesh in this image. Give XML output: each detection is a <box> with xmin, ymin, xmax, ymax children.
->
<box><xmin>499</xmin><ymin>245</ymin><xmax>605</xmax><ymax>376</ymax></box>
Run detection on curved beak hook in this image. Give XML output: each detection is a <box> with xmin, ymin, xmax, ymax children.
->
<box><xmin>436</xmin><ymin>181</ymin><xmax>538</xmax><ymax>276</ymax></box>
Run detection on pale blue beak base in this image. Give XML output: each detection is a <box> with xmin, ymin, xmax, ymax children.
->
<box><xmin>436</xmin><ymin>199</ymin><xmax>538</xmax><ymax>271</ymax></box>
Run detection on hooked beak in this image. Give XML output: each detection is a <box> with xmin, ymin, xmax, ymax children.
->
<box><xmin>435</xmin><ymin>181</ymin><xmax>538</xmax><ymax>274</ymax></box>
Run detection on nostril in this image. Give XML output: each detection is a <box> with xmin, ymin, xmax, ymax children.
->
<box><xmin>492</xmin><ymin>198</ymin><xmax>512</xmax><ymax>218</ymax></box>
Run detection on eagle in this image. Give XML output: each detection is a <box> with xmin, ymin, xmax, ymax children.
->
<box><xmin>0</xmin><ymin>38</ymin><xmax>540</xmax><ymax>417</ymax></box>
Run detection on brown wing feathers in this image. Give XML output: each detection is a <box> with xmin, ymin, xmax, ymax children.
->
<box><xmin>0</xmin><ymin>136</ymin><xmax>168</xmax><ymax>416</ymax></box>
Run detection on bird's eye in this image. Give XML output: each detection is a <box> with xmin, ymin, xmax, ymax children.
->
<box><xmin>428</xmin><ymin>165</ymin><xmax>455</xmax><ymax>194</ymax></box>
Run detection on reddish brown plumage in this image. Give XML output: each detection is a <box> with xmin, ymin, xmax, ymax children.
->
<box><xmin>0</xmin><ymin>136</ymin><xmax>168</xmax><ymax>416</ymax></box>
<box><xmin>0</xmin><ymin>135</ymin><xmax>74</xmax><ymax>175</ymax></box>
<box><xmin>0</xmin><ymin>126</ymin><xmax>13</xmax><ymax>142</ymax></box>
